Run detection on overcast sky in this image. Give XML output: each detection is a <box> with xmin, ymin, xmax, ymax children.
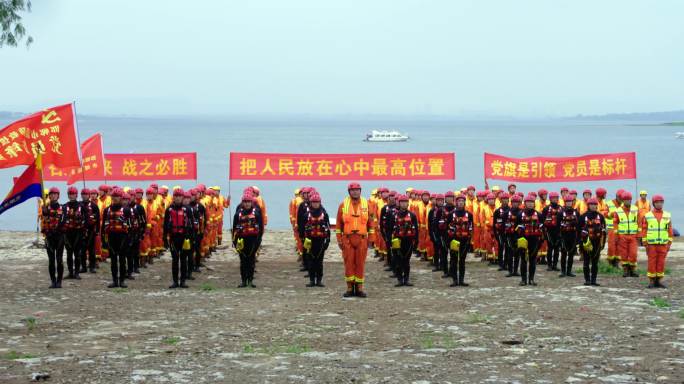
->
<box><xmin>1</xmin><ymin>0</ymin><xmax>682</xmax><ymax>117</ymax></box>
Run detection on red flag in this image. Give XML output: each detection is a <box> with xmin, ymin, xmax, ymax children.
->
<box><xmin>0</xmin><ymin>103</ymin><xmax>81</xmax><ymax>169</ymax></box>
<box><xmin>64</xmin><ymin>133</ymin><xmax>105</xmax><ymax>185</ymax></box>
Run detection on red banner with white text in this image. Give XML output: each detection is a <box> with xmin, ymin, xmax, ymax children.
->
<box><xmin>45</xmin><ymin>152</ymin><xmax>197</xmax><ymax>181</ymax></box>
<box><xmin>229</xmin><ymin>152</ymin><xmax>455</xmax><ymax>180</ymax></box>
<box><xmin>484</xmin><ymin>152</ymin><xmax>637</xmax><ymax>182</ymax></box>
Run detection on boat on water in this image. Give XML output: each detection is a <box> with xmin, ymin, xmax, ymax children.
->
<box><xmin>676</xmin><ymin>132</ymin><xmax>684</xmax><ymax>139</ymax></box>
<box><xmin>364</xmin><ymin>130</ymin><xmax>409</xmax><ymax>142</ymax></box>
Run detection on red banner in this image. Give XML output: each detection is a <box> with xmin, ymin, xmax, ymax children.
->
<box><xmin>45</xmin><ymin>152</ymin><xmax>197</xmax><ymax>181</ymax></box>
<box><xmin>484</xmin><ymin>152</ymin><xmax>637</xmax><ymax>182</ymax></box>
<box><xmin>229</xmin><ymin>152</ymin><xmax>455</xmax><ymax>180</ymax></box>
<box><xmin>0</xmin><ymin>103</ymin><xmax>80</xmax><ymax>169</ymax></box>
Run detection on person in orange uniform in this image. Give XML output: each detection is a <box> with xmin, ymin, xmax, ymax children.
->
<box><xmin>251</xmin><ymin>186</ymin><xmax>268</xmax><ymax>227</ymax></box>
<box><xmin>613</xmin><ymin>191</ymin><xmax>640</xmax><ymax>277</ymax></box>
<box><xmin>471</xmin><ymin>190</ymin><xmax>484</xmax><ymax>257</ymax></box>
<box><xmin>374</xmin><ymin>188</ymin><xmax>389</xmax><ymax>261</ymax></box>
<box><xmin>536</xmin><ymin>189</ymin><xmax>550</xmax><ymax>264</ymax></box>
<box><xmin>578</xmin><ymin>189</ymin><xmax>592</xmax><ymax>215</ymax></box>
<box><xmin>414</xmin><ymin>190</ymin><xmax>430</xmax><ymax>260</ymax></box>
<box><xmin>290</xmin><ymin>188</ymin><xmax>303</xmax><ymax>256</ymax></box>
<box><xmin>481</xmin><ymin>193</ymin><xmax>497</xmax><ymax>263</ymax></box>
<box><xmin>336</xmin><ymin>182</ymin><xmax>374</xmax><ymax>298</ymax></box>
<box><xmin>96</xmin><ymin>184</ymin><xmax>112</xmax><ymax>261</ymax></box>
<box><xmin>641</xmin><ymin>195</ymin><xmax>672</xmax><ymax>289</ymax></box>
<box><xmin>605</xmin><ymin>189</ymin><xmax>623</xmax><ymax>267</ymax></box>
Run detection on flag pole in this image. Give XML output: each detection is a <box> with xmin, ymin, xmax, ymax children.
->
<box><xmin>36</xmin><ymin>152</ymin><xmax>44</xmax><ymax>247</ymax></box>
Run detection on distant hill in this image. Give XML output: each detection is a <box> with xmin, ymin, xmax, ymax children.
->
<box><xmin>567</xmin><ymin>110</ymin><xmax>684</xmax><ymax>122</ymax></box>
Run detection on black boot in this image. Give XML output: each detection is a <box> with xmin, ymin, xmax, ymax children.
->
<box><xmin>395</xmin><ymin>279</ymin><xmax>404</xmax><ymax>287</ymax></box>
<box><xmin>315</xmin><ymin>277</ymin><xmax>325</xmax><ymax>287</ymax></box>
<box><xmin>647</xmin><ymin>278</ymin><xmax>656</xmax><ymax>289</ymax></box>
<box><xmin>108</xmin><ymin>281</ymin><xmax>119</xmax><ymax>288</ymax></box>
<box><xmin>656</xmin><ymin>278</ymin><xmax>667</xmax><ymax>289</ymax></box>
<box><xmin>622</xmin><ymin>266</ymin><xmax>629</xmax><ymax>277</ymax></box>
<box><xmin>118</xmin><ymin>280</ymin><xmax>127</xmax><ymax>288</ymax></box>
<box><xmin>237</xmin><ymin>280</ymin><xmax>247</xmax><ymax>288</ymax></box>
<box><xmin>248</xmin><ymin>280</ymin><xmax>256</xmax><ymax>288</ymax></box>
<box><xmin>306</xmin><ymin>279</ymin><xmax>316</xmax><ymax>287</ymax></box>
<box><xmin>404</xmin><ymin>277</ymin><xmax>413</xmax><ymax>287</ymax></box>
<box><xmin>179</xmin><ymin>281</ymin><xmax>189</xmax><ymax>288</ymax></box>
<box><xmin>629</xmin><ymin>266</ymin><xmax>639</xmax><ymax>277</ymax></box>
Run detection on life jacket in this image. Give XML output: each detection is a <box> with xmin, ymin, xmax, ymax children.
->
<box><xmin>560</xmin><ymin>209</ymin><xmax>578</xmax><ymax>233</ymax></box>
<box><xmin>63</xmin><ymin>202</ymin><xmax>84</xmax><ymax>230</ymax></box>
<box><xmin>128</xmin><ymin>206</ymin><xmax>140</xmax><ymax>232</ymax></box>
<box><xmin>616</xmin><ymin>205</ymin><xmax>639</xmax><ymax>235</ymax></box>
<box><xmin>520</xmin><ymin>210</ymin><xmax>542</xmax><ymax>237</ymax></box>
<box><xmin>494</xmin><ymin>207</ymin><xmax>509</xmax><ymax>232</ymax></box>
<box><xmin>84</xmin><ymin>202</ymin><xmax>98</xmax><ymax>227</ymax></box>
<box><xmin>341</xmin><ymin>197</ymin><xmax>369</xmax><ymax>235</ymax></box>
<box><xmin>305</xmin><ymin>210</ymin><xmax>328</xmax><ymax>238</ymax></box>
<box><xmin>42</xmin><ymin>204</ymin><xmax>62</xmax><ymax>232</ymax></box>
<box><xmin>447</xmin><ymin>211</ymin><xmax>471</xmax><ymax>239</ymax></box>
<box><xmin>504</xmin><ymin>208</ymin><xmax>519</xmax><ymax>234</ymax></box>
<box><xmin>236</xmin><ymin>208</ymin><xmax>259</xmax><ymax>237</ymax></box>
<box><xmin>169</xmin><ymin>206</ymin><xmax>187</xmax><ymax>235</ymax></box>
<box><xmin>583</xmin><ymin>214</ymin><xmax>604</xmax><ymax>240</ymax></box>
<box><xmin>544</xmin><ymin>205</ymin><xmax>561</xmax><ymax>228</ymax></box>
<box><xmin>381</xmin><ymin>205</ymin><xmax>396</xmax><ymax>229</ymax></box>
<box><xmin>105</xmin><ymin>206</ymin><xmax>128</xmax><ymax>234</ymax></box>
<box><xmin>393</xmin><ymin>211</ymin><xmax>417</xmax><ymax>238</ymax></box>
<box><xmin>436</xmin><ymin>206</ymin><xmax>453</xmax><ymax>232</ymax></box>
<box><xmin>644</xmin><ymin>211</ymin><xmax>671</xmax><ymax>245</ymax></box>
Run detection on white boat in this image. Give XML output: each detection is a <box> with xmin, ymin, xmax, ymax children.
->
<box><xmin>364</xmin><ymin>130</ymin><xmax>409</xmax><ymax>142</ymax></box>
<box><xmin>676</xmin><ymin>132</ymin><xmax>684</xmax><ymax>139</ymax></box>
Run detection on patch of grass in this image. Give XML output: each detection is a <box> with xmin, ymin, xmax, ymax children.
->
<box><xmin>199</xmin><ymin>282</ymin><xmax>216</xmax><ymax>292</ymax></box>
<box><xmin>420</xmin><ymin>334</ymin><xmax>435</xmax><ymax>349</ymax></box>
<box><xmin>465</xmin><ymin>313</ymin><xmax>491</xmax><ymax>324</ymax></box>
<box><xmin>23</xmin><ymin>316</ymin><xmax>37</xmax><ymax>332</ymax></box>
<box><xmin>2</xmin><ymin>351</ymin><xmax>35</xmax><ymax>360</ymax></box>
<box><xmin>112</xmin><ymin>287</ymin><xmax>128</xmax><ymax>294</ymax></box>
<box><xmin>678</xmin><ymin>309</ymin><xmax>684</xmax><ymax>319</ymax></box>
<box><xmin>162</xmin><ymin>336</ymin><xmax>181</xmax><ymax>345</ymax></box>
<box><xmin>243</xmin><ymin>344</ymin><xmax>255</xmax><ymax>353</ymax></box>
<box><xmin>242</xmin><ymin>342</ymin><xmax>311</xmax><ymax>355</ymax></box>
<box><xmin>649</xmin><ymin>297</ymin><xmax>671</xmax><ymax>308</ymax></box>
<box><xmin>418</xmin><ymin>331</ymin><xmax>458</xmax><ymax>349</ymax></box>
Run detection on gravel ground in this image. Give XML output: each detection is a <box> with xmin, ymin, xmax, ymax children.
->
<box><xmin>0</xmin><ymin>230</ymin><xmax>682</xmax><ymax>384</ymax></box>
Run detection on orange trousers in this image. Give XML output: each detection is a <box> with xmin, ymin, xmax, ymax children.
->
<box><xmin>293</xmin><ymin>229</ymin><xmax>303</xmax><ymax>255</ymax></box>
<box><xmin>482</xmin><ymin>227</ymin><xmax>497</xmax><ymax>260</ymax></box>
<box><xmin>646</xmin><ymin>244</ymin><xmax>669</xmax><ymax>278</ymax></box>
<box><xmin>418</xmin><ymin>227</ymin><xmax>428</xmax><ymax>253</ymax></box>
<box><xmin>473</xmin><ymin>225</ymin><xmax>481</xmax><ymax>252</ymax></box>
<box><xmin>341</xmin><ymin>234</ymin><xmax>368</xmax><ymax>283</ymax></box>
<box><xmin>375</xmin><ymin>234</ymin><xmax>387</xmax><ymax>256</ymax></box>
<box><xmin>617</xmin><ymin>235</ymin><xmax>638</xmax><ymax>266</ymax></box>
<box><xmin>607</xmin><ymin>231</ymin><xmax>619</xmax><ymax>261</ymax></box>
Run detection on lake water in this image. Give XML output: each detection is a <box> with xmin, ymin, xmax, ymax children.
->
<box><xmin>0</xmin><ymin>115</ymin><xmax>680</xmax><ymax>231</ymax></box>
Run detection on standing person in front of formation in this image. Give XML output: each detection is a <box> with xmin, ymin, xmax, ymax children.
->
<box><xmin>299</xmin><ymin>192</ymin><xmax>331</xmax><ymax>288</ymax></box>
<box><xmin>232</xmin><ymin>193</ymin><xmax>264</xmax><ymax>288</ymax></box>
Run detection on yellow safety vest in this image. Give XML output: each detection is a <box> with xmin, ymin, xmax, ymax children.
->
<box><xmin>605</xmin><ymin>200</ymin><xmax>618</xmax><ymax>230</ymax></box>
<box><xmin>645</xmin><ymin>211</ymin><xmax>672</xmax><ymax>245</ymax></box>
<box><xmin>616</xmin><ymin>205</ymin><xmax>639</xmax><ymax>235</ymax></box>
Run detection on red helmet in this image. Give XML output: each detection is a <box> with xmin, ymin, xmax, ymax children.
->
<box><xmin>149</xmin><ymin>183</ymin><xmax>159</xmax><ymax>189</ymax></box>
<box><xmin>455</xmin><ymin>194</ymin><xmax>466</xmax><ymax>201</ymax></box>
<box><xmin>66</xmin><ymin>186</ymin><xmax>77</xmax><ymax>195</ymax></box>
<box><xmin>621</xmin><ymin>191</ymin><xmax>633</xmax><ymax>201</ymax></box>
<box><xmin>134</xmin><ymin>187</ymin><xmax>144</xmax><ymax>194</ymax></box>
<box><xmin>122</xmin><ymin>193</ymin><xmax>131</xmax><ymax>200</ymax></box>
<box><xmin>435</xmin><ymin>193</ymin><xmax>445</xmax><ymax>199</ymax></box>
<box><xmin>388</xmin><ymin>190</ymin><xmax>397</xmax><ymax>197</ymax></box>
<box><xmin>499</xmin><ymin>192</ymin><xmax>510</xmax><ymax>199</ymax></box>
<box><xmin>467</xmin><ymin>185</ymin><xmax>476</xmax><ymax>191</ymax></box>
<box><xmin>486</xmin><ymin>193</ymin><xmax>496</xmax><ymax>200</ymax></box>
<box><xmin>510</xmin><ymin>195</ymin><xmax>522</xmax><ymax>203</ymax></box>
<box><xmin>560</xmin><ymin>187</ymin><xmax>569</xmax><ymax>192</ymax></box>
<box><xmin>476</xmin><ymin>191</ymin><xmax>485</xmax><ymax>197</ymax></box>
<box><xmin>421</xmin><ymin>190</ymin><xmax>430</xmax><ymax>196</ymax></box>
<box><xmin>616</xmin><ymin>189</ymin><xmax>625</xmax><ymax>197</ymax></box>
<box><xmin>529</xmin><ymin>191</ymin><xmax>538</xmax><ymax>198</ymax></box>
<box><xmin>173</xmin><ymin>189</ymin><xmax>184</xmax><ymax>197</ymax></box>
<box><xmin>111</xmin><ymin>188</ymin><xmax>123</xmax><ymax>197</ymax></box>
<box><xmin>587</xmin><ymin>198</ymin><xmax>599</xmax><ymax>205</ymax></box>
<box><xmin>183</xmin><ymin>191</ymin><xmax>191</xmax><ymax>198</ymax></box>
<box><xmin>538</xmin><ymin>188</ymin><xmax>548</xmax><ymax>196</ymax></box>
<box><xmin>516</xmin><ymin>192</ymin><xmax>524</xmax><ymax>197</ymax></box>
<box><xmin>507</xmin><ymin>183</ymin><xmax>516</xmax><ymax>189</ymax></box>
<box><xmin>596</xmin><ymin>188</ymin><xmax>607</xmax><ymax>197</ymax></box>
<box><xmin>524</xmin><ymin>195</ymin><xmax>535</xmax><ymax>203</ymax></box>
<box><xmin>378</xmin><ymin>187</ymin><xmax>389</xmax><ymax>193</ymax></box>
<box><xmin>241</xmin><ymin>194</ymin><xmax>254</xmax><ymax>202</ymax></box>
<box><xmin>196</xmin><ymin>183</ymin><xmax>206</xmax><ymax>191</ymax></box>
<box><xmin>189</xmin><ymin>188</ymin><xmax>198</xmax><ymax>196</ymax></box>
<box><xmin>48</xmin><ymin>187</ymin><xmax>60</xmax><ymax>194</ymax></box>
<box><xmin>397</xmin><ymin>194</ymin><xmax>409</xmax><ymax>202</ymax></box>
<box><xmin>564</xmin><ymin>195</ymin><xmax>576</xmax><ymax>202</ymax></box>
<box><xmin>80</xmin><ymin>188</ymin><xmax>90</xmax><ymax>195</ymax></box>
<box><xmin>347</xmin><ymin>182</ymin><xmax>361</xmax><ymax>190</ymax></box>
<box><xmin>582</xmin><ymin>189</ymin><xmax>592</xmax><ymax>195</ymax></box>
<box><xmin>445</xmin><ymin>190</ymin><xmax>454</xmax><ymax>197</ymax></box>
<box><xmin>159</xmin><ymin>186</ymin><xmax>168</xmax><ymax>193</ymax></box>
<box><xmin>309</xmin><ymin>193</ymin><xmax>321</xmax><ymax>202</ymax></box>
<box><xmin>652</xmin><ymin>195</ymin><xmax>664</xmax><ymax>203</ymax></box>
<box><xmin>98</xmin><ymin>184</ymin><xmax>108</xmax><ymax>191</ymax></box>
<box><xmin>569</xmin><ymin>189</ymin><xmax>578</xmax><ymax>195</ymax></box>
<box><xmin>146</xmin><ymin>187</ymin><xmax>155</xmax><ymax>194</ymax></box>
<box><xmin>549</xmin><ymin>191</ymin><xmax>560</xmax><ymax>199</ymax></box>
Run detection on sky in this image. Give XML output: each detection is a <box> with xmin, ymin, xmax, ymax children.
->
<box><xmin>1</xmin><ymin>0</ymin><xmax>683</xmax><ymax>118</ymax></box>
